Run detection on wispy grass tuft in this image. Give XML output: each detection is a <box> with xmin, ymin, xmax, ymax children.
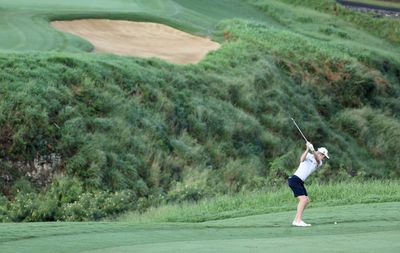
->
<box><xmin>118</xmin><ymin>180</ymin><xmax>400</xmax><ymax>223</ymax></box>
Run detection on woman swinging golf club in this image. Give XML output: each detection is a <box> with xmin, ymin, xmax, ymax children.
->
<box><xmin>288</xmin><ymin>118</ymin><xmax>329</xmax><ymax>227</ymax></box>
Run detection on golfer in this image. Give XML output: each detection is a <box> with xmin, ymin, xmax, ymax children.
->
<box><xmin>288</xmin><ymin>142</ymin><xmax>329</xmax><ymax>227</ymax></box>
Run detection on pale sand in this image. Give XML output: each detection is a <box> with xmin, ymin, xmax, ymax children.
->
<box><xmin>51</xmin><ymin>19</ymin><xmax>220</xmax><ymax>64</ymax></box>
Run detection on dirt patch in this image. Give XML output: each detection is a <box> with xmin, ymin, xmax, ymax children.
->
<box><xmin>52</xmin><ymin>19</ymin><xmax>221</xmax><ymax>64</ymax></box>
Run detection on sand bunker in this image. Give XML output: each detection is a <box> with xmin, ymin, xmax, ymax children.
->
<box><xmin>51</xmin><ymin>19</ymin><xmax>220</xmax><ymax>64</ymax></box>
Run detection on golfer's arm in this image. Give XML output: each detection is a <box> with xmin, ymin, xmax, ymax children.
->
<box><xmin>300</xmin><ymin>149</ymin><xmax>308</xmax><ymax>162</ymax></box>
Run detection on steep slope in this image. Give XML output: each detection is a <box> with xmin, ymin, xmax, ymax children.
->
<box><xmin>0</xmin><ymin>0</ymin><xmax>399</xmax><ymax>221</ymax></box>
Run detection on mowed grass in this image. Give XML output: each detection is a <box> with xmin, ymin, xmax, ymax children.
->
<box><xmin>1</xmin><ymin>0</ymin><xmax>397</xmax><ymax>60</ymax></box>
<box><xmin>0</xmin><ymin>0</ymin><xmax>276</xmax><ymax>52</ymax></box>
<box><xmin>1</xmin><ymin>202</ymin><xmax>399</xmax><ymax>253</ymax></box>
<box><xmin>1</xmin><ymin>180</ymin><xmax>399</xmax><ymax>253</ymax></box>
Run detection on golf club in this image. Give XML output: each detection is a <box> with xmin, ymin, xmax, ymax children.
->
<box><xmin>291</xmin><ymin>117</ymin><xmax>309</xmax><ymax>143</ymax></box>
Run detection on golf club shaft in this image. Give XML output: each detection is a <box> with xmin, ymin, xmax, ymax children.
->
<box><xmin>291</xmin><ymin>118</ymin><xmax>309</xmax><ymax>143</ymax></box>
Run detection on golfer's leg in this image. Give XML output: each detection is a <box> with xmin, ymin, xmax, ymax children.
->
<box><xmin>294</xmin><ymin>195</ymin><xmax>309</xmax><ymax>222</ymax></box>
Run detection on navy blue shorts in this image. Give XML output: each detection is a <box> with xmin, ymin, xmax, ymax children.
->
<box><xmin>288</xmin><ymin>175</ymin><xmax>308</xmax><ymax>197</ymax></box>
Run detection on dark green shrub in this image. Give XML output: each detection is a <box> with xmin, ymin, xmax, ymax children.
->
<box><xmin>167</xmin><ymin>182</ymin><xmax>206</xmax><ymax>203</ymax></box>
<box><xmin>0</xmin><ymin>196</ymin><xmax>9</xmax><ymax>222</ymax></box>
<box><xmin>268</xmin><ymin>150</ymin><xmax>299</xmax><ymax>183</ymax></box>
<box><xmin>10</xmin><ymin>178</ymin><xmax>35</xmax><ymax>196</ymax></box>
<box><xmin>222</xmin><ymin>158</ymin><xmax>265</xmax><ymax>192</ymax></box>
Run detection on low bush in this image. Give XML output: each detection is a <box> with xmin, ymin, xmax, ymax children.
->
<box><xmin>62</xmin><ymin>190</ymin><xmax>136</xmax><ymax>221</ymax></box>
<box><xmin>2</xmin><ymin>176</ymin><xmax>136</xmax><ymax>221</ymax></box>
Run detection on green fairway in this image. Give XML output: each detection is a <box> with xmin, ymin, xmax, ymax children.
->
<box><xmin>1</xmin><ymin>202</ymin><xmax>399</xmax><ymax>253</ymax></box>
<box><xmin>0</xmin><ymin>0</ymin><xmax>397</xmax><ymax>57</ymax></box>
<box><xmin>0</xmin><ymin>0</ymin><xmax>276</xmax><ymax>52</ymax></box>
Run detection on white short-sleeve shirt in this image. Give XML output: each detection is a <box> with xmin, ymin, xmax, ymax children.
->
<box><xmin>294</xmin><ymin>153</ymin><xmax>322</xmax><ymax>181</ymax></box>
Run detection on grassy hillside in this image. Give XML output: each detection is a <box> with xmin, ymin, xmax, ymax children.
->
<box><xmin>0</xmin><ymin>0</ymin><xmax>399</xmax><ymax>221</ymax></box>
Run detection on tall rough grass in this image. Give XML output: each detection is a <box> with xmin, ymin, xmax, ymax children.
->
<box><xmin>118</xmin><ymin>180</ymin><xmax>400</xmax><ymax>223</ymax></box>
<box><xmin>0</xmin><ymin>0</ymin><xmax>399</xmax><ymax>221</ymax></box>
<box><xmin>270</xmin><ymin>0</ymin><xmax>400</xmax><ymax>44</ymax></box>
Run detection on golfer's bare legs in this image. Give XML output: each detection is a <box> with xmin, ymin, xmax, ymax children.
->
<box><xmin>294</xmin><ymin>195</ymin><xmax>309</xmax><ymax>222</ymax></box>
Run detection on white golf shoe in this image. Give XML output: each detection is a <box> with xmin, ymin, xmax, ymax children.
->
<box><xmin>292</xmin><ymin>220</ymin><xmax>311</xmax><ymax>227</ymax></box>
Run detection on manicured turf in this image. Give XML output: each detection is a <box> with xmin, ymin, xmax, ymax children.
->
<box><xmin>0</xmin><ymin>0</ymin><xmax>276</xmax><ymax>52</ymax></box>
<box><xmin>1</xmin><ymin>202</ymin><xmax>399</xmax><ymax>253</ymax></box>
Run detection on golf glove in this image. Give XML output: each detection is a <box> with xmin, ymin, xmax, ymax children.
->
<box><xmin>307</xmin><ymin>142</ymin><xmax>315</xmax><ymax>152</ymax></box>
